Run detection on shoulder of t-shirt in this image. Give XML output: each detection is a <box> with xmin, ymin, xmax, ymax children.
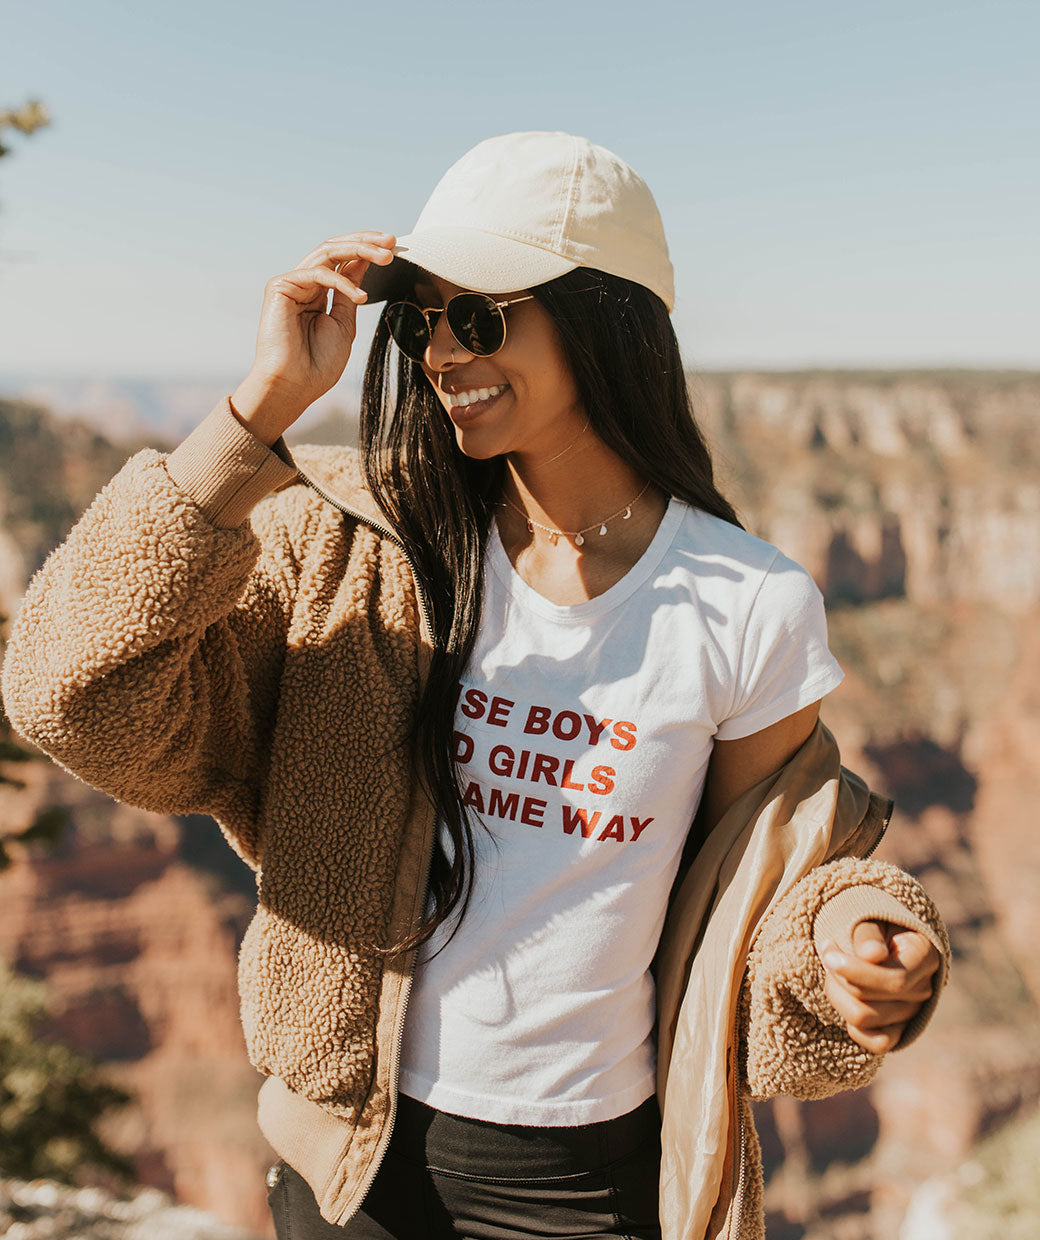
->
<box><xmin>668</xmin><ymin>499</ymin><xmax>824</xmax><ymax>608</ymax></box>
<box><xmin>665</xmin><ymin>503</ymin><xmax>841</xmax><ymax>736</ymax></box>
<box><xmin>669</xmin><ymin>500</ymin><xmax>790</xmax><ymax>574</ymax></box>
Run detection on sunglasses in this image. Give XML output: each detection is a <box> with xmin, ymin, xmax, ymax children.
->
<box><xmin>385</xmin><ymin>292</ymin><xmax>534</xmax><ymax>362</ymax></box>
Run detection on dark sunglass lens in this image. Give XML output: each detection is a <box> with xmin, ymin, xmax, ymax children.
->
<box><xmin>447</xmin><ymin>294</ymin><xmax>505</xmax><ymax>356</ymax></box>
<box><xmin>386</xmin><ymin>302</ymin><xmax>431</xmax><ymax>361</ymax></box>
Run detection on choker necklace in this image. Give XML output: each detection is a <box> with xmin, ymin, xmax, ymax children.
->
<box><xmin>500</xmin><ymin>480</ymin><xmax>653</xmax><ymax>547</ymax></box>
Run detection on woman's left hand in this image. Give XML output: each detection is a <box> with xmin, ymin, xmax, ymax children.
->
<box><xmin>820</xmin><ymin>921</ymin><xmax>941</xmax><ymax>1054</ymax></box>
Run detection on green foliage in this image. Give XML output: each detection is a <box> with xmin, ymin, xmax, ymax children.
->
<box><xmin>0</xmin><ymin>960</ymin><xmax>136</xmax><ymax>1183</ymax></box>
<box><xmin>0</xmin><ymin>99</ymin><xmax>50</xmax><ymax>160</ymax></box>
<box><xmin>952</xmin><ymin>1106</ymin><xmax>1040</xmax><ymax>1239</ymax></box>
<box><xmin>0</xmin><ymin>613</ymin><xmax>70</xmax><ymax>872</ymax></box>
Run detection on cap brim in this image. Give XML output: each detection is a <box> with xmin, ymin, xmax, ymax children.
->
<box><xmin>360</xmin><ymin>225</ymin><xmax>578</xmax><ymax>302</ymax></box>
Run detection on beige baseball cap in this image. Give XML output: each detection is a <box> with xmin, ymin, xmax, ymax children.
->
<box><xmin>361</xmin><ymin>131</ymin><xmax>675</xmax><ymax>311</ymax></box>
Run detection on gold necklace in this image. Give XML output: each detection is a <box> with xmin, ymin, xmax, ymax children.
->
<box><xmin>500</xmin><ymin>480</ymin><xmax>652</xmax><ymax>547</ymax></box>
<box><xmin>542</xmin><ymin>419</ymin><xmax>590</xmax><ymax>465</ymax></box>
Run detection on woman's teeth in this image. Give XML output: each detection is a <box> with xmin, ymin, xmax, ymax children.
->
<box><xmin>448</xmin><ymin>384</ymin><xmax>508</xmax><ymax>408</ymax></box>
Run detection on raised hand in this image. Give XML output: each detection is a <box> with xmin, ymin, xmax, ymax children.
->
<box><xmin>821</xmin><ymin>920</ymin><xmax>941</xmax><ymax>1054</ymax></box>
<box><xmin>230</xmin><ymin>232</ymin><xmax>397</xmax><ymax>444</ymax></box>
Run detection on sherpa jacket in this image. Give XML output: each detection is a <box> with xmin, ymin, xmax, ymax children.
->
<box><xmin>1</xmin><ymin>398</ymin><xmax>951</xmax><ymax>1240</ymax></box>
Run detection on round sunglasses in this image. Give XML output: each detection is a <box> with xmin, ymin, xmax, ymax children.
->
<box><xmin>385</xmin><ymin>292</ymin><xmax>534</xmax><ymax>362</ymax></box>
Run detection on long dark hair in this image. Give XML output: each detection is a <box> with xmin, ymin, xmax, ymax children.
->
<box><xmin>359</xmin><ymin>267</ymin><xmax>741</xmax><ymax>952</ymax></box>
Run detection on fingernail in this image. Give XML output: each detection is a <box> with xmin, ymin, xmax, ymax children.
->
<box><xmin>823</xmin><ymin>948</ymin><xmax>843</xmax><ymax>970</ymax></box>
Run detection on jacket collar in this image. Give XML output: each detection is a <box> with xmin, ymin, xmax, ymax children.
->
<box><xmin>276</xmin><ymin>441</ymin><xmax>392</xmax><ymax>535</ymax></box>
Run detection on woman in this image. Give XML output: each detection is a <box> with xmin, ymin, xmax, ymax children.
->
<box><xmin>2</xmin><ymin>132</ymin><xmax>947</xmax><ymax>1240</ymax></box>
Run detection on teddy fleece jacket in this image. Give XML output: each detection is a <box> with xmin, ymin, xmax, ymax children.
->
<box><xmin>0</xmin><ymin>398</ymin><xmax>951</xmax><ymax>1240</ymax></box>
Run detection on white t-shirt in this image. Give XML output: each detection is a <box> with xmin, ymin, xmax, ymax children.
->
<box><xmin>398</xmin><ymin>499</ymin><xmax>844</xmax><ymax>1125</ymax></box>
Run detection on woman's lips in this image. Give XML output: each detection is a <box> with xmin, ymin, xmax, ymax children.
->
<box><xmin>447</xmin><ymin>385</ymin><xmax>510</xmax><ymax>423</ymax></box>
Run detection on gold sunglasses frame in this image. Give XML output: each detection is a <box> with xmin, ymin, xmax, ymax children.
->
<box><xmin>385</xmin><ymin>292</ymin><xmax>535</xmax><ymax>361</ymax></box>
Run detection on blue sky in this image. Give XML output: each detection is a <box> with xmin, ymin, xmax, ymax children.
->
<box><xmin>1</xmin><ymin>0</ymin><xmax>1036</xmax><ymax>388</ymax></box>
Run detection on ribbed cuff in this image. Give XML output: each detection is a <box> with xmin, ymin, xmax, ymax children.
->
<box><xmin>256</xmin><ymin>1075</ymin><xmax>355</xmax><ymax>1217</ymax></box>
<box><xmin>164</xmin><ymin>397</ymin><xmax>299</xmax><ymax>527</ymax></box>
<box><xmin>813</xmin><ymin>884</ymin><xmax>949</xmax><ymax>1050</ymax></box>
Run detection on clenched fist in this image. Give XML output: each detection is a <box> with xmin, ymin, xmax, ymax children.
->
<box><xmin>821</xmin><ymin>920</ymin><xmax>941</xmax><ymax>1054</ymax></box>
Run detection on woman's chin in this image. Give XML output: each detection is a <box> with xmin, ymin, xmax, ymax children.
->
<box><xmin>447</xmin><ymin>396</ymin><xmax>514</xmax><ymax>459</ymax></box>
<box><xmin>452</xmin><ymin>427</ymin><xmax>505</xmax><ymax>460</ymax></box>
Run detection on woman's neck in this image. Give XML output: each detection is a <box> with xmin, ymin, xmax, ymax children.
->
<box><xmin>495</xmin><ymin>430</ymin><xmax>669</xmax><ymax>604</ymax></box>
<box><xmin>501</xmin><ymin>434</ymin><xmax>649</xmax><ymax>539</ymax></box>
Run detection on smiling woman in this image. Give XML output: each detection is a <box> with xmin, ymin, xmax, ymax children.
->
<box><xmin>1</xmin><ymin>131</ymin><xmax>950</xmax><ymax>1240</ymax></box>
<box><xmin>411</xmin><ymin>273</ymin><xmax>585</xmax><ymax>464</ymax></box>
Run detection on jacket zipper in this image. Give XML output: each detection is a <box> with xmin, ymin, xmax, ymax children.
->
<box><xmin>723</xmin><ymin>792</ymin><xmax>893</xmax><ymax>1237</ymax></box>
<box><xmin>294</xmin><ymin>468</ymin><xmax>437</xmax><ymax>1224</ymax></box>
<box><xmin>725</xmin><ymin>1030</ymin><xmax>748</xmax><ymax>1240</ymax></box>
<box><xmin>861</xmin><ymin>795</ymin><xmax>892</xmax><ymax>858</ymax></box>
<box><xmin>731</xmin><ymin>1106</ymin><xmax>747</xmax><ymax>1240</ymax></box>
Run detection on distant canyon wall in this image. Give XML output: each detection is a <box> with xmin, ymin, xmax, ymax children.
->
<box><xmin>1</xmin><ymin>373</ymin><xmax>1038</xmax><ymax>1239</ymax></box>
<box><xmin>693</xmin><ymin>371</ymin><xmax>1039</xmax><ymax>614</ymax></box>
<box><xmin>686</xmin><ymin>373</ymin><xmax>1040</xmax><ymax>1238</ymax></box>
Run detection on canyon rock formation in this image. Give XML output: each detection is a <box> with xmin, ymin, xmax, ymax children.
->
<box><xmin>1</xmin><ymin>373</ymin><xmax>1037</xmax><ymax>1237</ymax></box>
<box><xmin>691</xmin><ymin>371</ymin><xmax>1040</xmax><ymax>1237</ymax></box>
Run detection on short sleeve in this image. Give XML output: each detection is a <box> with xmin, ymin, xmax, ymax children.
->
<box><xmin>714</xmin><ymin>552</ymin><xmax>844</xmax><ymax>741</ymax></box>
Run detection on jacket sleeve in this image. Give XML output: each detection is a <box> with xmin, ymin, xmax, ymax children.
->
<box><xmin>0</xmin><ymin>399</ymin><xmax>299</xmax><ymax>870</ymax></box>
<box><xmin>741</xmin><ymin>856</ymin><xmax>951</xmax><ymax>1100</ymax></box>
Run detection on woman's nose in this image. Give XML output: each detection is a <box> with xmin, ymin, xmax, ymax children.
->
<box><xmin>425</xmin><ymin>313</ymin><xmax>473</xmax><ymax>371</ymax></box>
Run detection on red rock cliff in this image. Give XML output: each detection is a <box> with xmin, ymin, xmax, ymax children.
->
<box><xmin>1</xmin><ymin>374</ymin><xmax>1038</xmax><ymax>1237</ymax></box>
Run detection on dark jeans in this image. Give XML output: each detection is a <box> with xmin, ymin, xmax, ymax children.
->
<box><xmin>266</xmin><ymin>1092</ymin><xmax>662</xmax><ymax>1239</ymax></box>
